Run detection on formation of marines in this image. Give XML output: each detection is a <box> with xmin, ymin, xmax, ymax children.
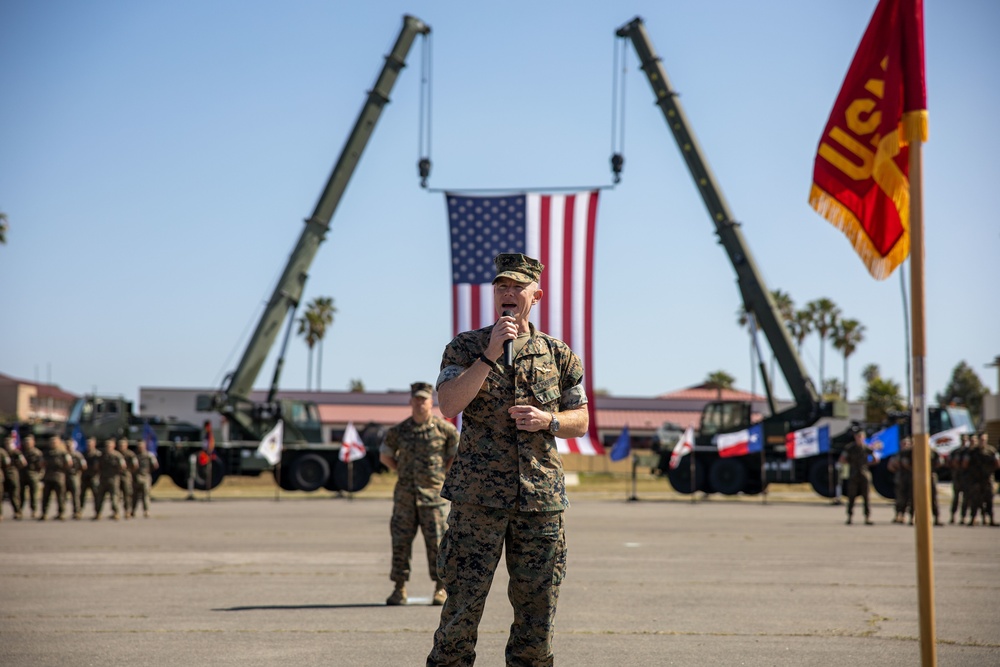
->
<box><xmin>1</xmin><ymin>434</ymin><xmax>158</xmax><ymax>522</ymax></box>
<box><xmin>883</xmin><ymin>431</ymin><xmax>997</xmax><ymax>527</ymax></box>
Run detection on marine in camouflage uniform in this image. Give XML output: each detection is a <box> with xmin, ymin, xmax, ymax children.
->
<box><xmin>889</xmin><ymin>445</ymin><xmax>911</xmax><ymax>524</ymax></box>
<box><xmin>838</xmin><ymin>429</ymin><xmax>874</xmax><ymax>525</ymax></box>
<box><xmin>381</xmin><ymin>382</ymin><xmax>459</xmax><ymax>606</ymax></box>
<box><xmin>40</xmin><ymin>437</ymin><xmax>74</xmax><ymax>520</ymax></box>
<box><xmin>948</xmin><ymin>435</ymin><xmax>971</xmax><ymax>524</ymax></box>
<box><xmin>964</xmin><ymin>434</ymin><xmax>998</xmax><ymax>526</ymax></box>
<box><xmin>898</xmin><ymin>440</ymin><xmax>941</xmax><ymax>526</ymax></box>
<box><xmin>80</xmin><ymin>438</ymin><xmax>101</xmax><ymax>515</ymax></box>
<box><xmin>19</xmin><ymin>435</ymin><xmax>44</xmax><ymax>519</ymax></box>
<box><xmin>2</xmin><ymin>436</ymin><xmax>26</xmax><ymax>519</ymax></box>
<box><xmin>118</xmin><ymin>439</ymin><xmax>138</xmax><ymax>519</ymax></box>
<box><xmin>427</xmin><ymin>253</ymin><xmax>590</xmax><ymax>667</ymax></box>
<box><xmin>66</xmin><ymin>444</ymin><xmax>88</xmax><ymax>519</ymax></box>
<box><xmin>94</xmin><ymin>439</ymin><xmax>126</xmax><ymax>520</ymax></box>
<box><xmin>131</xmin><ymin>440</ymin><xmax>158</xmax><ymax>518</ymax></box>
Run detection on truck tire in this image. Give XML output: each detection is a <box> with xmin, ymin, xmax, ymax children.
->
<box><xmin>194</xmin><ymin>457</ymin><xmax>226</xmax><ymax>490</ymax></box>
<box><xmin>709</xmin><ymin>459</ymin><xmax>746</xmax><ymax>495</ymax></box>
<box><xmin>808</xmin><ymin>459</ymin><xmax>836</xmax><ymax>498</ymax></box>
<box><xmin>170</xmin><ymin>467</ymin><xmax>189</xmax><ymax>490</ymax></box>
<box><xmin>871</xmin><ymin>459</ymin><xmax>895</xmax><ymax>499</ymax></box>
<box><xmin>665</xmin><ymin>455</ymin><xmax>704</xmax><ymax>494</ymax></box>
<box><xmin>291</xmin><ymin>454</ymin><xmax>330</xmax><ymax>492</ymax></box>
<box><xmin>273</xmin><ymin>464</ymin><xmax>297</xmax><ymax>491</ymax></box>
<box><xmin>332</xmin><ymin>458</ymin><xmax>371</xmax><ymax>492</ymax></box>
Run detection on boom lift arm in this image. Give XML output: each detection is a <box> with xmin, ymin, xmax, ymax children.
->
<box><xmin>201</xmin><ymin>15</ymin><xmax>430</xmax><ymax>441</ymax></box>
<box><xmin>616</xmin><ymin>17</ymin><xmax>822</xmax><ymax>426</ymax></box>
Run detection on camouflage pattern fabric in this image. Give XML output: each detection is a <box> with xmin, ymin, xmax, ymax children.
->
<box><xmin>19</xmin><ymin>446</ymin><xmax>44</xmax><ymax>516</ymax></box>
<box><xmin>428</xmin><ymin>322</ymin><xmax>585</xmax><ymax>666</ymax></box>
<box><xmin>66</xmin><ymin>450</ymin><xmax>86</xmax><ymax>517</ymax></box>
<box><xmin>427</xmin><ymin>504</ymin><xmax>566</xmax><ymax>667</ymax></box>
<box><xmin>132</xmin><ymin>451</ymin><xmax>157</xmax><ymax>515</ymax></box>
<box><xmin>382</xmin><ymin>415</ymin><xmax>458</xmax><ymax>584</ymax></box>
<box><xmin>119</xmin><ymin>449</ymin><xmax>138</xmax><ymax>516</ymax></box>
<box><xmin>2</xmin><ymin>448</ymin><xmax>24</xmax><ymax>517</ymax></box>
<box><xmin>949</xmin><ymin>445</ymin><xmax>970</xmax><ymax>522</ymax></box>
<box><xmin>435</xmin><ymin>323</ymin><xmax>586</xmax><ymax>512</ymax></box>
<box><xmin>842</xmin><ymin>441</ymin><xmax>872</xmax><ymax>519</ymax></box>
<box><xmin>80</xmin><ymin>449</ymin><xmax>102</xmax><ymax>510</ymax></box>
<box><xmin>40</xmin><ymin>449</ymin><xmax>71</xmax><ymax>518</ymax></box>
<box><xmin>964</xmin><ymin>445</ymin><xmax>998</xmax><ymax>524</ymax></box>
<box><xmin>94</xmin><ymin>450</ymin><xmax>125</xmax><ymax>518</ymax></box>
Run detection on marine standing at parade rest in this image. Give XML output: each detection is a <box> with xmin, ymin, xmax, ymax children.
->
<box><xmin>66</xmin><ymin>441</ymin><xmax>88</xmax><ymax>520</ymax></box>
<box><xmin>39</xmin><ymin>436</ymin><xmax>73</xmax><ymax>521</ymax></box>
<box><xmin>2</xmin><ymin>436</ymin><xmax>26</xmax><ymax>520</ymax></box>
<box><xmin>132</xmin><ymin>439</ymin><xmax>158</xmax><ymax>518</ymax></box>
<box><xmin>380</xmin><ymin>381</ymin><xmax>459</xmax><ymax>607</ymax></box>
<box><xmin>94</xmin><ymin>439</ymin><xmax>126</xmax><ymax>520</ymax></box>
<box><xmin>19</xmin><ymin>434</ymin><xmax>44</xmax><ymax>519</ymax></box>
<box><xmin>963</xmin><ymin>433</ymin><xmax>998</xmax><ymax>527</ymax></box>
<box><xmin>118</xmin><ymin>439</ymin><xmax>138</xmax><ymax>519</ymax></box>
<box><xmin>80</xmin><ymin>437</ymin><xmax>101</xmax><ymax>515</ymax></box>
<box><xmin>839</xmin><ymin>428</ymin><xmax>874</xmax><ymax>525</ymax></box>
<box><xmin>948</xmin><ymin>434</ymin><xmax>971</xmax><ymax>524</ymax></box>
<box><xmin>426</xmin><ymin>253</ymin><xmax>590</xmax><ymax>667</ymax></box>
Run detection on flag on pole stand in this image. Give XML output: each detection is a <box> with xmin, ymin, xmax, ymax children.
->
<box><xmin>257</xmin><ymin>420</ymin><xmax>284</xmax><ymax>502</ymax></box>
<box><xmin>714</xmin><ymin>424</ymin><xmax>763</xmax><ymax>458</ymax></box>
<box><xmin>785</xmin><ymin>425</ymin><xmax>831</xmax><ymax>460</ymax></box>
<box><xmin>609</xmin><ymin>426</ymin><xmax>636</xmax><ymax>501</ymax></box>
<box><xmin>808</xmin><ymin>0</ymin><xmax>931</xmax><ymax>662</ymax></box>
<box><xmin>339</xmin><ymin>421</ymin><xmax>366</xmax><ymax>498</ymax></box>
<box><xmin>669</xmin><ymin>426</ymin><xmax>695</xmax><ymax>470</ymax></box>
<box><xmin>142</xmin><ymin>422</ymin><xmax>158</xmax><ymax>457</ymax></box>
<box><xmin>72</xmin><ymin>424</ymin><xmax>86</xmax><ymax>454</ymax></box>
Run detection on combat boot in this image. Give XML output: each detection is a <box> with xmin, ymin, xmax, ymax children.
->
<box><xmin>432</xmin><ymin>583</ymin><xmax>447</xmax><ymax>606</ymax></box>
<box><xmin>386</xmin><ymin>582</ymin><xmax>407</xmax><ymax>606</ymax></box>
<box><xmin>845</xmin><ymin>515</ymin><xmax>852</xmax><ymax>525</ymax></box>
<box><xmin>864</xmin><ymin>516</ymin><xmax>874</xmax><ymax>525</ymax></box>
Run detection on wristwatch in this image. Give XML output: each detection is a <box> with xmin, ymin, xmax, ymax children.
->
<box><xmin>548</xmin><ymin>413</ymin><xmax>560</xmax><ymax>434</ymax></box>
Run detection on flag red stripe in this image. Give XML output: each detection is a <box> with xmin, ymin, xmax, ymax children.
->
<box><xmin>539</xmin><ymin>196</ymin><xmax>551</xmax><ymax>332</ymax></box>
<box><xmin>560</xmin><ymin>195</ymin><xmax>575</xmax><ymax>349</ymax></box>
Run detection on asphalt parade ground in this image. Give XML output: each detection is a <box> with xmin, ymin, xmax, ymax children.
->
<box><xmin>1</xmin><ymin>480</ymin><xmax>998</xmax><ymax>667</ymax></box>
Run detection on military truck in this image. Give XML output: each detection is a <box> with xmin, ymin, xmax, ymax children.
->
<box><xmin>616</xmin><ymin>17</ymin><xmax>853</xmax><ymax>498</ymax></box>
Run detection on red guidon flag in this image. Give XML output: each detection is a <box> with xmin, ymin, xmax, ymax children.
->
<box><xmin>809</xmin><ymin>0</ymin><xmax>927</xmax><ymax>280</ymax></box>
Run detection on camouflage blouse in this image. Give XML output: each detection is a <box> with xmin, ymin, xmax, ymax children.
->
<box><xmin>437</xmin><ymin>323</ymin><xmax>587</xmax><ymax>512</ymax></box>
<box><xmin>381</xmin><ymin>415</ymin><xmax>459</xmax><ymax>506</ymax></box>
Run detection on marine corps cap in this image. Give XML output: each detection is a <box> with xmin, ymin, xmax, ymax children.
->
<box><xmin>492</xmin><ymin>253</ymin><xmax>543</xmax><ymax>284</ymax></box>
<box><xmin>410</xmin><ymin>382</ymin><xmax>433</xmax><ymax>399</ymax></box>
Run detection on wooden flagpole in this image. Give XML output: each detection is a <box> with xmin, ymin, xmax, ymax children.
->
<box><xmin>908</xmin><ymin>138</ymin><xmax>937</xmax><ymax>667</ymax></box>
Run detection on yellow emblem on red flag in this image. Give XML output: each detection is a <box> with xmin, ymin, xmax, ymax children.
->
<box><xmin>809</xmin><ymin>0</ymin><xmax>927</xmax><ymax>280</ymax></box>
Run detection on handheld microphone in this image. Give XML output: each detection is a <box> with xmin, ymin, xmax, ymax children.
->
<box><xmin>502</xmin><ymin>310</ymin><xmax>514</xmax><ymax>366</ymax></box>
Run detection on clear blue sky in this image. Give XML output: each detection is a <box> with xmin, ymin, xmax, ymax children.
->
<box><xmin>2</xmin><ymin>0</ymin><xmax>998</xmax><ymax>408</ymax></box>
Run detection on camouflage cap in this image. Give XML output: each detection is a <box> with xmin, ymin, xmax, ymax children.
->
<box><xmin>410</xmin><ymin>382</ymin><xmax>433</xmax><ymax>399</ymax></box>
<box><xmin>492</xmin><ymin>253</ymin><xmax>544</xmax><ymax>284</ymax></box>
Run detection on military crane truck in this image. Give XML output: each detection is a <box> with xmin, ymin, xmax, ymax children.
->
<box><xmin>616</xmin><ymin>17</ymin><xmax>852</xmax><ymax>498</ymax></box>
<box><xmin>65</xmin><ymin>16</ymin><xmax>429</xmax><ymax>494</ymax></box>
<box><xmin>187</xmin><ymin>14</ymin><xmax>431</xmax><ymax>494</ymax></box>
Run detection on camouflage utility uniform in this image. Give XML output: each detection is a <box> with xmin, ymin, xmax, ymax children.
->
<box><xmin>132</xmin><ymin>448</ymin><xmax>157</xmax><ymax>517</ymax></box>
<box><xmin>382</xmin><ymin>411</ymin><xmax>458</xmax><ymax>599</ymax></box>
<box><xmin>94</xmin><ymin>443</ymin><xmax>126</xmax><ymax>520</ymax></box>
<box><xmin>40</xmin><ymin>445</ymin><xmax>73</xmax><ymax>520</ymax></box>
<box><xmin>949</xmin><ymin>441</ymin><xmax>970</xmax><ymax>524</ymax></box>
<box><xmin>2</xmin><ymin>442</ymin><xmax>26</xmax><ymax>519</ymax></box>
<box><xmin>427</xmin><ymin>322</ymin><xmax>586</xmax><ymax>667</ymax></box>
<box><xmin>20</xmin><ymin>439</ymin><xmax>44</xmax><ymax>518</ymax></box>
<box><xmin>66</xmin><ymin>448</ymin><xmax>87</xmax><ymax>519</ymax></box>
<box><xmin>840</xmin><ymin>435</ymin><xmax>873</xmax><ymax>525</ymax></box>
<box><xmin>80</xmin><ymin>441</ymin><xmax>102</xmax><ymax>512</ymax></box>
<box><xmin>119</xmin><ymin>441</ymin><xmax>138</xmax><ymax>518</ymax></box>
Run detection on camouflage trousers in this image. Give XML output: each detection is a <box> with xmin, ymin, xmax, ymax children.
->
<box><xmin>389</xmin><ymin>487</ymin><xmax>446</xmax><ymax>584</ymax></box>
<box><xmin>119</xmin><ymin>476</ymin><xmax>133</xmax><ymax>516</ymax></box>
<box><xmin>846</xmin><ymin>473</ymin><xmax>871</xmax><ymax>518</ymax></box>
<box><xmin>41</xmin><ymin>477</ymin><xmax>66</xmax><ymax>518</ymax></box>
<box><xmin>95</xmin><ymin>478</ymin><xmax>121</xmax><ymax>517</ymax></box>
<box><xmin>132</xmin><ymin>475</ymin><xmax>152</xmax><ymax>515</ymax></box>
<box><xmin>427</xmin><ymin>503</ymin><xmax>566</xmax><ymax>667</ymax></box>
<box><xmin>66</xmin><ymin>473</ymin><xmax>82</xmax><ymax>517</ymax></box>
<box><xmin>80</xmin><ymin>476</ymin><xmax>98</xmax><ymax>511</ymax></box>
<box><xmin>19</xmin><ymin>472</ymin><xmax>40</xmax><ymax>516</ymax></box>
<box><xmin>3</xmin><ymin>475</ymin><xmax>22</xmax><ymax>517</ymax></box>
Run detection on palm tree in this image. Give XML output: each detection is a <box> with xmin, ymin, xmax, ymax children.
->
<box><xmin>305</xmin><ymin>296</ymin><xmax>336</xmax><ymax>391</ymax></box>
<box><xmin>862</xmin><ymin>363</ymin><xmax>880</xmax><ymax>385</ymax></box>
<box><xmin>349</xmin><ymin>378</ymin><xmax>365</xmax><ymax>393</ymax></box>
<box><xmin>735</xmin><ymin>304</ymin><xmax>757</xmax><ymax>396</ymax></box>
<box><xmin>0</xmin><ymin>212</ymin><xmax>8</xmax><ymax>245</ymax></box>
<box><xmin>805</xmin><ymin>298</ymin><xmax>841</xmax><ymax>392</ymax></box>
<box><xmin>297</xmin><ymin>311</ymin><xmax>321</xmax><ymax>390</ymax></box>
<box><xmin>769</xmin><ymin>289</ymin><xmax>795</xmax><ymax>386</ymax></box>
<box><xmin>831</xmin><ymin>318</ymin><xmax>865</xmax><ymax>400</ymax></box>
<box><xmin>787</xmin><ymin>310</ymin><xmax>812</xmax><ymax>355</ymax></box>
<box><xmin>705</xmin><ymin>370</ymin><xmax>736</xmax><ymax>400</ymax></box>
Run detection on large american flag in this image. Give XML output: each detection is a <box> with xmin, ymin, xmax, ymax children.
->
<box><xmin>446</xmin><ymin>191</ymin><xmax>603</xmax><ymax>455</ymax></box>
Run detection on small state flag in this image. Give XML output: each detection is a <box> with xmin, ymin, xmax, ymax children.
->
<box><xmin>11</xmin><ymin>425</ymin><xmax>21</xmax><ymax>450</ymax></box>
<box><xmin>785</xmin><ymin>425</ymin><xmax>831</xmax><ymax>460</ymax></box>
<box><xmin>609</xmin><ymin>425</ymin><xmax>631</xmax><ymax>462</ymax></box>
<box><xmin>142</xmin><ymin>422</ymin><xmax>159</xmax><ymax>457</ymax></box>
<box><xmin>669</xmin><ymin>426</ymin><xmax>695</xmax><ymax>470</ymax></box>
<box><xmin>72</xmin><ymin>425</ymin><xmax>86</xmax><ymax>454</ymax></box>
<box><xmin>339</xmin><ymin>421</ymin><xmax>366</xmax><ymax>463</ymax></box>
<box><xmin>867</xmin><ymin>424</ymin><xmax>900</xmax><ymax>462</ymax></box>
<box><xmin>714</xmin><ymin>424</ymin><xmax>764</xmax><ymax>458</ymax></box>
<box><xmin>256</xmin><ymin>420</ymin><xmax>284</xmax><ymax>466</ymax></box>
<box><xmin>929</xmin><ymin>426</ymin><xmax>967</xmax><ymax>456</ymax></box>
